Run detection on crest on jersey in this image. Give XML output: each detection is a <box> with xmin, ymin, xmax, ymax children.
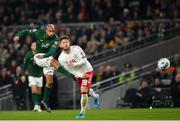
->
<box><xmin>41</xmin><ymin>43</ymin><xmax>50</xmax><ymax>48</ymax></box>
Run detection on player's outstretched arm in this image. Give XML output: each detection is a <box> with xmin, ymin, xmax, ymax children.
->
<box><xmin>73</xmin><ymin>58</ymin><xmax>87</xmax><ymax>66</ymax></box>
<box><xmin>13</xmin><ymin>29</ymin><xmax>37</xmax><ymax>42</ymax></box>
<box><xmin>20</xmin><ymin>53</ymin><xmax>29</xmax><ymax>83</ymax></box>
<box><xmin>21</xmin><ymin>52</ymin><xmax>30</xmax><ymax>75</ymax></box>
<box><xmin>72</xmin><ymin>46</ymin><xmax>87</xmax><ymax>67</ymax></box>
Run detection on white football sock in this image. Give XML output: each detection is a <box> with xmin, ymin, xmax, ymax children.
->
<box><xmin>80</xmin><ymin>94</ymin><xmax>88</xmax><ymax>114</ymax></box>
<box><xmin>89</xmin><ymin>88</ymin><xmax>98</xmax><ymax>99</ymax></box>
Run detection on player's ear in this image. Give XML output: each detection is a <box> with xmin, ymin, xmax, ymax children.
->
<box><xmin>59</xmin><ymin>42</ymin><xmax>63</xmax><ymax>48</ymax></box>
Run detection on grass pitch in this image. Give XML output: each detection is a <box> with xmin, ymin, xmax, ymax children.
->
<box><xmin>0</xmin><ymin>108</ymin><xmax>180</xmax><ymax>120</ymax></box>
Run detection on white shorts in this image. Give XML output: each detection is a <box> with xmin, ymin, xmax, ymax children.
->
<box><xmin>28</xmin><ymin>76</ymin><xmax>43</xmax><ymax>87</ymax></box>
<box><xmin>34</xmin><ymin>53</ymin><xmax>54</xmax><ymax>75</ymax></box>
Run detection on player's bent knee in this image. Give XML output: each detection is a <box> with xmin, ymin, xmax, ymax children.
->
<box><xmin>36</xmin><ymin>87</ymin><xmax>42</xmax><ymax>94</ymax></box>
<box><xmin>31</xmin><ymin>86</ymin><xmax>38</xmax><ymax>93</ymax></box>
<box><xmin>50</xmin><ymin>59</ymin><xmax>60</xmax><ymax>69</ymax></box>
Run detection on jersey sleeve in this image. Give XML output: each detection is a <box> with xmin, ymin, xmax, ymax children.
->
<box><xmin>73</xmin><ymin>46</ymin><xmax>87</xmax><ymax>67</ymax></box>
<box><xmin>43</xmin><ymin>39</ymin><xmax>58</xmax><ymax>58</ymax></box>
<box><xmin>16</xmin><ymin>29</ymin><xmax>37</xmax><ymax>38</ymax></box>
<box><xmin>53</xmin><ymin>47</ymin><xmax>62</xmax><ymax>60</ymax></box>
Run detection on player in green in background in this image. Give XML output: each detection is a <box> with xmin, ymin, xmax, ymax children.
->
<box><xmin>22</xmin><ymin>42</ymin><xmax>43</xmax><ymax>112</ymax></box>
<box><xmin>14</xmin><ymin>24</ymin><xmax>87</xmax><ymax>112</ymax></box>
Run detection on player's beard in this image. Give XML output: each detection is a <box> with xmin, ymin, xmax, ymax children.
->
<box><xmin>63</xmin><ymin>47</ymin><xmax>70</xmax><ymax>53</ymax></box>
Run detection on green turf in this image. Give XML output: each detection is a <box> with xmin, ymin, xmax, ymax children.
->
<box><xmin>0</xmin><ymin>108</ymin><xmax>180</xmax><ymax>120</ymax></box>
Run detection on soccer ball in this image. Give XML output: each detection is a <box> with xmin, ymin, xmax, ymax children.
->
<box><xmin>157</xmin><ymin>58</ymin><xmax>170</xmax><ymax>71</ymax></box>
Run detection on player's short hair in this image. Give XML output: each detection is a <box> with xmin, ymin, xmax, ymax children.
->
<box><xmin>31</xmin><ymin>41</ymin><xmax>36</xmax><ymax>44</ymax></box>
<box><xmin>46</xmin><ymin>24</ymin><xmax>55</xmax><ymax>30</ymax></box>
<box><xmin>59</xmin><ymin>35</ymin><xmax>70</xmax><ymax>42</ymax></box>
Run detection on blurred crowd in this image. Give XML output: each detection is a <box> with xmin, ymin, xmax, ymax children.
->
<box><xmin>0</xmin><ymin>0</ymin><xmax>180</xmax><ymax>89</ymax></box>
<box><xmin>0</xmin><ymin>0</ymin><xmax>180</xmax><ymax>25</ymax></box>
<box><xmin>1</xmin><ymin>21</ymin><xmax>180</xmax><ymax>88</ymax></box>
<box><xmin>93</xmin><ymin>53</ymin><xmax>180</xmax><ymax>108</ymax></box>
<box><xmin>0</xmin><ymin>0</ymin><xmax>180</xmax><ymax>110</ymax></box>
<box><xmin>93</xmin><ymin>62</ymin><xmax>137</xmax><ymax>89</ymax></box>
<box><xmin>119</xmin><ymin>54</ymin><xmax>180</xmax><ymax>108</ymax></box>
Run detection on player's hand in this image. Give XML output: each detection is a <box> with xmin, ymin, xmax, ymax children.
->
<box><xmin>36</xmin><ymin>55</ymin><xmax>44</xmax><ymax>59</ymax></box>
<box><xmin>13</xmin><ymin>36</ymin><xmax>20</xmax><ymax>43</ymax></box>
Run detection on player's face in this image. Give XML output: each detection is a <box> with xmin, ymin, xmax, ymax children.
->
<box><xmin>46</xmin><ymin>27</ymin><xmax>55</xmax><ymax>37</ymax></box>
<box><xmin>31</xmin><ymin>42</ymin><xmax>36</xmax><ymax>51</ymax></box>
<box><xmin>60</xmin><ymin>39</ymin><xmax>70</xmax><ymax>51</ymax></box>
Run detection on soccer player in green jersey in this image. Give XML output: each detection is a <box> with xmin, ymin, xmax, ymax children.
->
<box><xmin>14</xmin><ymin>24</ymin><xmax>87</xmax><ymax>112</ymax></box>
<box><xmin>22</xmin><ymin>42</ymin><xmax>43</xmax><ymax>112</ymax></box>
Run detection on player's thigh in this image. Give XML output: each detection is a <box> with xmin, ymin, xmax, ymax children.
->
<box><xmin>36</xmin><ymin>86</ymin><xmax>42</xmax><ymax>94</ymax></box>
<box><xmin>35</xmin><ymin>77</ymin><xmax>42</xmax><ymax>94</ymax></box>
<box><xmin>81</xmin><ymin>86</ymin><xmax>89</xmax><ymax>93</ymax></box>
<box><xmin>81</xmin><ymin>72</ymin><xmax>93</xmax><ymax>88</ymax></box>
<box><xmin>29</xmin><ymin>76</ymin><xmax>43</xmax><ymax>93</ymax></box>
<box><xmin>28</xmin><ymin>76</ymin><xmax>37</xmax><ymax>88</ymax></box>
<box><xmin>31</xmin><ymin>86</ymin><xmax>38</xmax><ymax>93</ymax></box>
<box><xmin>35</xmin><ymin>76</ymin><xmax>43</xmax><ymax>88</ymax></box>
<box><xmin>80</xmin><ymin>79</ymin><xmax>90</xmax><ymax>93</ymax></box>
<box><xmin>34</xmin><ymin>53</ymin><xmax>53</xmax><ymax>68</ymax></box>
<box><xmin>43</xmin><ymin>67</ymin><xmax>54</xmax><ymax>76</ymax></box>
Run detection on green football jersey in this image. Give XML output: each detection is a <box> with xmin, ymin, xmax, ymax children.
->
<box><xmin>17</xmin><ymin>29</ymin><xmax>58</xmax><ymax>58</ymax></box>
<box><xmin>23</xmin><ymin>51</ymin><xmax>43</xmax><ymax>77</ymax></box>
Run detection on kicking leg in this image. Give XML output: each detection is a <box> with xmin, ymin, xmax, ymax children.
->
<box><xmin>50</xmin><ymin>58</ymin><xmax>76</xmax><ymax>78</ymax></box>
<box><xmin>50</xmin><ymin>59</ymin><xmax>86</xmax><ymax>78</ymax></box>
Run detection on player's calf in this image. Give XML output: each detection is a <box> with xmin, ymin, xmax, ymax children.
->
<box><xmin>79</xmin><ymin>87</ymin><xmax>89</xmax><ymax>115</ymax></box>
<box><xmin>75</xmin><ymin>91</ymin><xmax>88</xmax><ymax>119</ymax></box>
<box><xmin>41</xmin><ymin>74</ymin><xmax>53</xmax><ymax>113</ymax></box>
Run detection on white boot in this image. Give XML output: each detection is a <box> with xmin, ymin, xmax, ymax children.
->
<box><xmin>33</xmin><ymin>105</ymin><xmax>42</xmax><ymax>112</ymax></box>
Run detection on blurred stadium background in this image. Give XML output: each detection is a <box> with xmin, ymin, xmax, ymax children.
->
<box><xmin>0</xmin><ymin>0</ymin><xmax>180</xmax><ymax>120</ymax></box>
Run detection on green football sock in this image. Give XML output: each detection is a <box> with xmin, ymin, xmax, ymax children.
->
<box><xmin>57</xmin><ymin>66</ymin><xmax>75</xmax><ymax>78</ymax></box>
<box><xmin>80</xmin><ymin>94</ymin><xmax>88</xmax><ymax>114</ymax></box>
<box><xmin>43</xmin><ymin>86</ymin><xmax>52</xmax><ymax>104</ymax></box>
<box><xmin>32</xmin><ymin>93</ymin><xmax>38</xmax><ymax>106</ymax></box>
<box><xmin>37</xmin><ymin>94</ymin><xmax>41</xmax><ymax>105</ymax></box>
